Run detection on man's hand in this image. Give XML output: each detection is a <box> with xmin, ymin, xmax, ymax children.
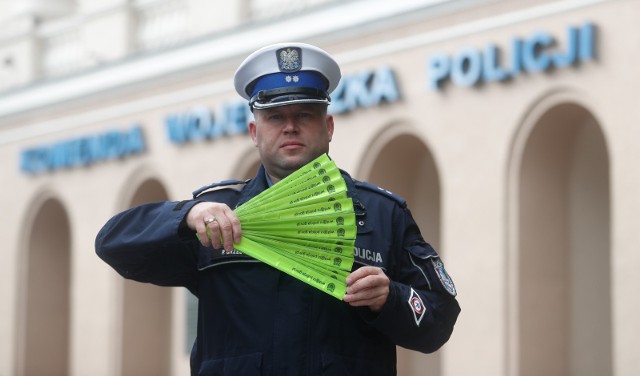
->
<box><xmin>343</xmin><ymin>266</ymin><xmax>390</xmax><ymax>312</ymax></box>
<box><xmin>187</xmin><ymin>202</ymin><xmax>242</xmax><ymax>251</ymax></box>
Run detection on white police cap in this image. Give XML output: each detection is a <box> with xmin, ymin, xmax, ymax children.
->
<box><xmin>234</xmin><ymin>42</ymin><xmax>341</xmax><ymax>110</ymax></box>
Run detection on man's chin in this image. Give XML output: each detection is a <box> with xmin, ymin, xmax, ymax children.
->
<box><xmin>282</xmin><ymin>158</ymin><xmax>309</xmax><ymax>172</ymax></box>
<box><xmin>279</xmin><ymin>153</ymin><xmax>318</xmax><ymax>172</ymax></box>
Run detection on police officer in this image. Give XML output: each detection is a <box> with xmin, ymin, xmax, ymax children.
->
<box><xmin>96</xmin><ymin>42</ymin><xmax>460</xmax><ymax>375</ymax></box>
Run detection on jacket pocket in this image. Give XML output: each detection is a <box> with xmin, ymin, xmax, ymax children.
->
<box><xmin>406</xmin><ymin>242</ymin><xmax>438</xmax><ymax>260</ymax></box>
<box><xmin>198</xmin><ymin>352</ymin><xmax>262</xmax><ymax>376</ymax></box>
<box><xmin>320</xmin><ymin>353</ymin><xmax>395</xmax><ymax>376</ymax></box>
<box><xmin>197</xmin><ymin>246</ymin><xmax>258</xmax><ymax>271</ymax></box>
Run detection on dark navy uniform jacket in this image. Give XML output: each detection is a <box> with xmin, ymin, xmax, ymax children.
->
<box><xmin>95</xmin><ymin>165</ymin><xmax>460</xmax><ymax>376</ymax></box>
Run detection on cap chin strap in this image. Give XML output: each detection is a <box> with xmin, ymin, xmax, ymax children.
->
<box><xmin>251</xmin><ymin>98</ymin><xmax>330</xmax><ymax>110</ymax></box>
<box><xmin>249</xmin><ymin>87</ymin><xmax>330</xmax><ymax>110</ymax></box>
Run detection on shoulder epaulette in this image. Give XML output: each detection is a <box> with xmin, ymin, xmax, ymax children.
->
<box><xmin>353</xmin><ymin>180</ymin><xmax>407</xmax><ymax>207</ymax></box>
<box><xmin>192</xmin><ymin>179</ymin><xmax>250</xmax><ymax>198</ymax></box>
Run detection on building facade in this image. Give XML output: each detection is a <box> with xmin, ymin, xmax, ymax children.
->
<box><xmin>1</xmin><ymin>0</ymin><xmax>639</xmax><ymax>375</ymax></box>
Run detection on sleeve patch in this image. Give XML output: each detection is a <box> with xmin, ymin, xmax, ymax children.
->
<box><xmin>431</xmin><ymin>258</ymin><xmax>457</xmax><ymax>297</ymax></box>
<box><xmin>408</xmin><ymin>287</ymin><xmax>426</xmax><ymax>326</ymax></box>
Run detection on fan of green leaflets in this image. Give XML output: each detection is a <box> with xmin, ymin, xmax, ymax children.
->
<box><xmin>232</xmin><ymin>154</ymin><xmax>356</xmax><ymax>299</ymax></box>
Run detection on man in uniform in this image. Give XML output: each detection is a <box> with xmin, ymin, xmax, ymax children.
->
<box><xmin>96</xmin><ymin>42</ymin><xmax>460</xmax><ymax>375</ymax></box>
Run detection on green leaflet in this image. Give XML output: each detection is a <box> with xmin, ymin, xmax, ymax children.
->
<box><xmin>235</xmin><ymin>235</ymin><xmax>349</xmax><ymax>299</ymax></box>
<box><xmin>199</xmin><ymin>154</ymin><xmax>356</xmax><ymax>299</ymax></box>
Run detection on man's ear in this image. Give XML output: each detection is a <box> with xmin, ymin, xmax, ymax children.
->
<box><xmin>326</xmin><ymin>115</ymin><xmax>335</xmax><ymax>142</ymax></box>
<box><xmin>249</xmin><ymin>120</ymin><xmax>258</xmax><ymax>146</ymax></box>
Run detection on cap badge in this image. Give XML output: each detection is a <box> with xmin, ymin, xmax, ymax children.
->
<box><xmin>277</xmin><ymin>47</ymin><xmax>302</xmax><ymax>73</ymax></box>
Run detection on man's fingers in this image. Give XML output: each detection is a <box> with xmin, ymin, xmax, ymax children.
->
<box><xmin>188</xmin><ymin>202</ymin><xmax>242</xmax><ymax>250</ymax></box>
<box><xmin>212</xmin><ymin>214</ymin><xmax>234</xmax><ymax>251</ymax></box>
<box><xmin>205</xmin><ymin>219</ymin><xmax>223</xmax><ymax>249</ymax></box>
<box><xmin>222</xmin><ymin>205</ymin><xmax>243</xmax><ymax>244</ymax></box>
<box><xmin>346</xmin><ymin>266</ymin><xmax>386</xmax><ymax>288</ymax></box>
<box><xmin>344</xmin><ymin>266</ymin><xmax>390</xmax><ymax>312</ymax></box>
<box><xmin>196</xmin><ymin>222</ymin><xmax>211</xmax><ymax>247</ymax></box>
<box><xmin>212</xmin><ymin>207</ymin><xmax>242</xmax><ymax>251</ymax></box>
<box><xmin>343</xmin><ymin>285</ymin><xmax>387</xmax><ymax>312</ymax></box>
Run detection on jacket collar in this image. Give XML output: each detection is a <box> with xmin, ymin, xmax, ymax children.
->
<box><xmin>339</xmin><ymin>169</ymin><xmax>364</xmax><ymax>213</ymax></box>
<box><xmin>236</xmin><ymin>164</ymin><xmax>270</xmax><ymax>208</ymax></box>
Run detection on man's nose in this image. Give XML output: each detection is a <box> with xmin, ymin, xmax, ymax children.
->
<box><xmin>282</xmin><ymin>116</ymin><xmax>298</xmax><ymax>132</ymax></box>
